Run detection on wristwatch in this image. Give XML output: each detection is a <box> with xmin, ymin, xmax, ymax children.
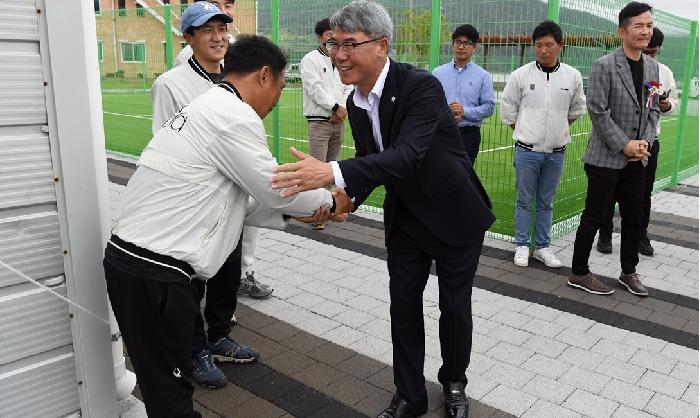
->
<box><xmin>331</xmin><ymin>103</ymin><xmax>340</xmax><ymax>113</ymax></box>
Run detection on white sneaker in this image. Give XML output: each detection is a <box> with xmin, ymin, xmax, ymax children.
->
<box><xmin>514</xmin><ymin>246</ymin><xmax>530</xmax><ymax>267</ymax></box>
<box><xmin>533</xmin><ymin>247</ymin><xmax>562</xmax><ymax>268</ymax></box>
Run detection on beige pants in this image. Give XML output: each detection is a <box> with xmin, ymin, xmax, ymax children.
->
<box><xmin>308</xmin><ymin>120</ymin><xmax>344</xmax><ymax>163</ymax></box>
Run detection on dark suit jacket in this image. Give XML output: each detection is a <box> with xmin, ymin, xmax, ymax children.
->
<box><xmin>337</xmin><ymin>59</ymin><xmax>495</xmax><ymax>247</ymax></box>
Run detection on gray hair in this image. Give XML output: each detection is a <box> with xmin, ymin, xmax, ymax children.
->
<box><xmin>330</xmin><ymin>0</ymin><xmax>394</xmax><ymax>44</ymax></box>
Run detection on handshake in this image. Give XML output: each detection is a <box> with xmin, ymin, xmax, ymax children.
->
<box><xmin>292</xmin><ymin>187</ymin><xmax>354</xmax><ymax>224</ymax></box>
<box><xmin>270</xmin><ymin>146</ymin><xmax>355</xmax><ymax>225</ymax></box>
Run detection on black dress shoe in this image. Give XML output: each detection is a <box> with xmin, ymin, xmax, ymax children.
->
<box><xmin>443</xmin><ymin>382</ymin><xmax>469</xmax><ymax>418</ymax></box>
<box><xmin>377</xmin><ymin>396</ymin><xmax>428</xmax><ymax>418</ymax></box>
<box><xmin>596</xmin><ymin>236</ymin><xmax>612</xmax><ymax>254</ymax></box>
<box><xmin>639</xmin><ymin>235</ymin><xmax>654</xmax><ymax>257</ymax></box>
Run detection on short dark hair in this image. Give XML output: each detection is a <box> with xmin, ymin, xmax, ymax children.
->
<box><xmin>532</xmin><ymin>20</ymin><xmax>563</xmax><ymax>44</ymax></box>
<box><xmin>223</xmin><ymin>35</ymin><xmax>287</xmax><ymax>77</ymax></box>
<box><xmin>619</xmin><ymin>2</ymin><xmax>652</xmax><ymax>27</ymax></box>
<box><xmin>648</xmin><ymin>27</ymin><xmax>664</xmax><ymax>48</ymax></box>
<box><xmin>315</xmin><ymin>19</ymin><xmax>331</xmax><ymax>36</ymax></box>
<box><xmin>452</xmin><ymin>24</ymin><xmax>479</xmax><ymax>44</ymax></box>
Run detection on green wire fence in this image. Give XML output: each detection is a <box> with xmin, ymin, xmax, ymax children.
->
<box><xmin>96</xmin><ymin>0</ymin><xmax>699</xmax><ymax>240</ymax></box>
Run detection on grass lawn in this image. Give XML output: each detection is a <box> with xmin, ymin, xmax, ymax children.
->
<box><xmin>101</xmin><ymin>82</ymin><xmax>698</xmax><ymax>239</ymax></box>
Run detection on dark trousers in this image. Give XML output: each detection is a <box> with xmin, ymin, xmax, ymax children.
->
<box><xmin>572</xmin><ymin>161</ymin><xmax>646</xmax><ymax>275</ymax></box>
<box><xmin>386</xmin><ymin>202</ymin><xmax>484</xmax><ymax>408</ymax></box>
<box><xmin>104</xmin><ymin>251</ymin><xmax>201</xmax><ymax>418</ymax></box>
<box><xmin>191</xmin><ymin>239</ymin><xmax>242</xmax><ymax>354</ymax></box>
<box><xmin>599</xmin><ymin>140</ymin><xmax>659</xmax><ymax>239</ymax></box>
<box><xmin>459</xmin><ymin>126</ymin><xmax>481</xmax><ymax>163</ymax></box>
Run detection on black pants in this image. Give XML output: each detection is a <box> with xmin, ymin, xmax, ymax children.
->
<box><xmin>459</xmin><ymin>126</ymin><xmax>481</xmax><ymax>163</ymax></box>
<box><xmin>599</xmin><ymin>140</ymin><xmax>659</xmax><ymax>239</ymax></box>
<box><xmin>386</xmin><ymin>202</ymin><xmax>484</xmax><ymax>408</ymax></box>
<box><xmin>572</xmin><ymin>162</ymin><xmax>646</xmax><ymax>275</ymax></box>
<box><xmin>191</xmin><ymin>239</ymin><xmax>242</xmax><ymax>353</ymax></box>
<box><xmin>104</xmin><ymin>244</ymin><xmax>201</xmax><ymax>418</ymax></box>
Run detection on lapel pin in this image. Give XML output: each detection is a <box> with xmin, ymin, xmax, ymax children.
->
<box><xmin>391</xmin><ymin>96</ymin><xmax>396</xmax><ymax>103</ymax></box>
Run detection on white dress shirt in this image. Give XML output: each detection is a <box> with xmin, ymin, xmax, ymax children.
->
<box><xmin>331</xmin><ymin>58</ymin><xmax>390</xmax><ymax>188</ymax></box>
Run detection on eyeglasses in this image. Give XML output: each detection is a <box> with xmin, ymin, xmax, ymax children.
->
<box><xmin>325</xmin><ymin>38</ymin><xmax>382</xmax><ymax>55</ymax></box>
<box><xmin>453</xmin><ymin>40</ymin><xmax>475</xmax><ymax>48</ymax></box>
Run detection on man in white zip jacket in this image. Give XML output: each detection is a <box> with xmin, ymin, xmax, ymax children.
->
<box><xmin>501</xmin><ymin>20</ymin><xmax>586</xmax><ymax>268</ymax></box>
<box><xmin>300</xmin><ymin>18</ymin><xmax>354</xmax><ymax>230</ymax></box>
<box><xmin>151</xmin><ymin>1</ymin><xmax>269</xmax><ymax>391</ymax></box>
<box><xmin>173</xmin><ymin>0</ymin><xmax>270</xmax><ymax>301</ymax></box>
<box><xmin>105</xmin><ymin>35</ymin><xmax>352</xmax><ymax>418</ymax></box>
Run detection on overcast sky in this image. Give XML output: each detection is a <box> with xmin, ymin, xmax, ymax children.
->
<box><xmin>644</xmin><ymin>0</ymin><xmax>698</xmax><ymax>20</ymax></box>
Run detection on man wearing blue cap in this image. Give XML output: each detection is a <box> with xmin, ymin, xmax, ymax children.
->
<box><xmin>174</xmin><ymin>1</ymin><xmax>274</xmax><ymax>305</ymax></box>
<box><xmin>150</xmin><ymin>1</ymin><xmax>260</xmax><ymax>392</ymax></box>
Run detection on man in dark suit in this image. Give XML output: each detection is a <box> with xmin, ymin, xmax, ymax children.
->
<box><xmin>271</xmin><ymin>2</ymin><xmax>494</xmax><ymax>417</ymax></box>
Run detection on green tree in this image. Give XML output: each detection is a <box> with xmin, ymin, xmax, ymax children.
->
<box><xmin>394</xmin><ymin>9</ymin><xmax>450</xmax><ymax>68</ymax></box>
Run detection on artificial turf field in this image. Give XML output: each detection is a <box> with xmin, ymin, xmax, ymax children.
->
<box><xmin>101</xmin><ymin>80</ymin><xmax>698</xmax><ymax>239</ymax></box>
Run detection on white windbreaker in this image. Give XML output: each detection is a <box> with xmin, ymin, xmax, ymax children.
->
<box><xmin>500</xmin><ymin>61</ymin><xmax>586</xmax><ymax>152</ymax></box>
<box><xmin>657</xmin><ymin>61</ymin><xmax>678</xmax><ymax>135</ymax></box>
<box><xmin>300</xmin><ymin>48</ymin><xmax>353</xmax><ymax>120</ymax></box>
<box><xmin>113</xmin><ymin>84</ymin><xmax>333</xmax><ymax>279</ymax></box>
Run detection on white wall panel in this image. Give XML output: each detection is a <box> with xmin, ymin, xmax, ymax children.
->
<box><xmin>0</xmin><ymin>129</ymin><xmax>55</xmax><ymax>209</ymax></box>
<box><xmin>0</xmin><ymin>1</ymin><xmax>40</xmax><ymax>42</ymax></box>
<box><xmin>0</xmin><ymin>208</ymin><xmax>63</xmax><ymax>289</ymax></box>
<box><xmin>0</xmin><ymin>346</ymin><xmax>80</xmax><ymax>418</ymax></box>
<box><xmin>0</xmin><ymin>43</ymin><xmax>46</xmax><ymax>126</ymax></box>
<box><xmin>0</xmin><ymin>285</ymin><xmax>72</xmax><ymax>366</ymax></box>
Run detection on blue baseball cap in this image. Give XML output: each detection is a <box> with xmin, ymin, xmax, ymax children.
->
<box><xmin>181</xmin><ymin>2</ymin><xmax>233</xmax><ymax>33</ymax></box>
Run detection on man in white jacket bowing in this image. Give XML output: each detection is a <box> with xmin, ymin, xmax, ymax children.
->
<box><xmin>105</xmin><ymin>35</ymin><xmax>352</xmax><ymax>418</ymax></box>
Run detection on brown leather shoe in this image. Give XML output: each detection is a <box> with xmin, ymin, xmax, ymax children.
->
<box><xmin>568</xmin><ymin>272</ymin><xmax>614</xmax><ymax>295</ymax></box>
<box><xmin>619</xmin><ymin>272</ymin><xmax>649</xmax><ymax>297</ymax></box>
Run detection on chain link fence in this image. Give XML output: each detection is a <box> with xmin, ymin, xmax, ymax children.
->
<box><xmin>96</xmin><ymin>0</ymin><xmax>698</xmax><ymax>240</ymax></box>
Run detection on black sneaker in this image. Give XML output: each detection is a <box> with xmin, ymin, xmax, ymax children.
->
<box><xmin>192</xmin><ymin>349</ymin><xmax>228</xmax><ymax>388</ymax></box>
<box><xmin>596</xmin><ymin>236</ymin><xmax>612</xmax><ymax>254</ymax></box>
<box><xmin>639</xmin><ymin>236</ymin><xmax>654</xmax><ymax>257</ymax></box>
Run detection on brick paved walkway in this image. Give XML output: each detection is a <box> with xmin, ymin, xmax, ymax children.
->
<box><xmin>109</xmin><ymin>158</ymin><xmax>698</xmax><ymax>418</ymax></box>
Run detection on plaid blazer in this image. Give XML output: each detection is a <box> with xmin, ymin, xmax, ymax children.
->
<box><xmin>583</xmin><ymin>47</ymin><xmax>660</xmax><ymax>169</ymax></box>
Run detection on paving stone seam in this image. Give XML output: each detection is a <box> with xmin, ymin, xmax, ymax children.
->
<box><xmin>285</xmin><ymin>222</ymin><xmax>699</xmax><ymax>313</ymax></box>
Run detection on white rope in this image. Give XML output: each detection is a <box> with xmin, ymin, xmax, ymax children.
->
<box><xmin>0</xmin><ymin>259</ymin><xmax>110</xmax><ymax>326</ymax></box>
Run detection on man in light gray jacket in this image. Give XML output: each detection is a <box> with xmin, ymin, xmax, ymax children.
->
<box><xmin>570</xmin><ymin>2</ymin><xmax>659</xmax><ymax>297</ymax></box>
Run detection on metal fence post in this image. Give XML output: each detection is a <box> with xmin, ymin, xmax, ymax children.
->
<box><xmin>429</xmin><ymin>0</ymin><xmax>442</xmax><ymax>70</ymax></box>
<box><xmin>271</xmin><ymin>0</ymin><xmax>281</xmax><ymax>161</ymax></box>
<box><xmin>671</xmin><ymin>20</ymin><xmax>698</xmax><ymax>185</ymax></box>
<box><xmin>547</xmin><ymin>0</ymin><xmax>560</xmax><ymax>23</ymax></box>
<box><xmin>164</xmin><ymin>3</ymin><xmax>174</xmax><ymax>70</ymax></box>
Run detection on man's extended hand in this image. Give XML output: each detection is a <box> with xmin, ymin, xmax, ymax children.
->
<box><xmin>330</xmin><ymin>113</ymin><xmax>342</xmax><ymax>124</ymax></box>
<box><xmin>623</xmin><ymin>139</ymin><xmax>651</xmax><ymax>161</ymax></box>
<box><xmin>272</xmin><ymin>147</ymin><xmax>335</xmax><ymax>197</ymax></box>
<box><xmin>293</xmin><ymin>206</ymin><xmax>331</xmax><ymax>223</ymax></box>
<box><xmin>292</xmin><ymin>188</ymin><xmax>353</xmax><ymax>224</ymax></box>
<box><xmin>331</xmin><ymin>187</ymin><xmax>354</xmax><ymax>217</ymax></box>
<box><xmin>659</xmin><ymin>97</ymin><xmax>671</xmax><ymax>112</ymax></box>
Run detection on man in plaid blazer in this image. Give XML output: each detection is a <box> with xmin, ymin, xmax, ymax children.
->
<box><xmin>569</xmin><ymin>1</ymin><xmax>659</xmax><ymax>297</ymax></box>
